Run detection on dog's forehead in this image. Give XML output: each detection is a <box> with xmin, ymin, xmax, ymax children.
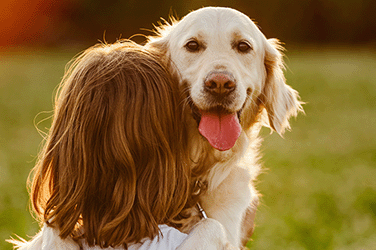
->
<box><xmin>174</xmin><ymin>7</ymin><xmax>263</xmax><ymax>44</ymax></box>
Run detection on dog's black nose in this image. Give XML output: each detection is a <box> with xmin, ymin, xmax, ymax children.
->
<box><xmin>204</xmin><ymin>72</ymin><xmax>236</xmax><ymax>96</ymax></box>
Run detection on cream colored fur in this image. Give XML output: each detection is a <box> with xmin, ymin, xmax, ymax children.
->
<box><xmin>147</xmin><ymin>6</ymin><xmax>303</xmax><ymax>248</ymax></box>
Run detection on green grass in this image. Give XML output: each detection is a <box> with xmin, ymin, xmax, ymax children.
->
<box><xmin>250</xmin><ymin>47</ymin><xmax>376</xmax><ymax>249</ymax></box>
<box><xmin>1</xmin><ymin>47</ymin><xmax>376</xmax><ymax>249</ymax></box>
<box><xmin>0</xmin><ymin>49</ymin><xmax>75</xmax><ymax>249</ymax></box>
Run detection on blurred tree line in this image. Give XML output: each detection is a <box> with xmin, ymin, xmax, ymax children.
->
<box><xmin>1</xmin><ymin>0</ymin><xmax>376</xmax><ymax>47</ymax></box>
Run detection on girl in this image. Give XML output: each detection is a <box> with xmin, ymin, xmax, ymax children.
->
<box><xmin>11</xmin><ymin>41</ymin><xmax>232</xmax><ymax>249</ymax></box>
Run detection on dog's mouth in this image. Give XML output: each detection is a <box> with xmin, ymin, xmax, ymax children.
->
<box><xmin>190</xmin><ymin>102</ymin><xmax>243</xmax><ymax>151</ymax></box>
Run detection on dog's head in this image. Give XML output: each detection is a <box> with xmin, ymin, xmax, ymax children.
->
<box><xmin>148</xmin><ymin>7</ymin><xmax>303</xmax><ymax>151</ymax></box>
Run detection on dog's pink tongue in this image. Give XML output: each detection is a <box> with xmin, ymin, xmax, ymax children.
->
<box><xmin>198</xmin><ymin>110</ymin><xmax>241</xmax><ymax>151</ymax></box>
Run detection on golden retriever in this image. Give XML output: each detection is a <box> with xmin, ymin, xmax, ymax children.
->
<box><xmin>147</xmin><ymin>7</ymin><xmax>303</xmax><ymax>248</ymax></box>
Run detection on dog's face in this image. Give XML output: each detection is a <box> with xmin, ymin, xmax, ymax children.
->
<box><xmin>149</xmin><ymin>7</ymin><xmax>302</xmax><ymax>151</ymax></box>
<box><xmin>166</xmin><ymin>8</ymin><xmax>265</xmax><ymax>113</ymax></box>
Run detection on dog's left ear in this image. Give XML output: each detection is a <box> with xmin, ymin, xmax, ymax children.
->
<box><xmin>260</xmin><ymin>38</ymin><xmax>303</xmax><ymax>135</ymax></box>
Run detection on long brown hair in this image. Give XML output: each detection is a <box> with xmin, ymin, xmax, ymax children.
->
<box><xmin>30</xmin><ymin>41</ymin><xmax>190</xmax><ymax>248</ymax></box>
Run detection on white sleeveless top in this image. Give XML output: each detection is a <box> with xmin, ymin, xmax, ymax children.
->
<box><xmin>82</xmin><ymin>225</ymin><xmax>188</xmax><ymax>250</ymax></box>
<box><xmin>14</xmin><ymin>224</ymin><xmax>187</xmax><ymax>250</ymax></box>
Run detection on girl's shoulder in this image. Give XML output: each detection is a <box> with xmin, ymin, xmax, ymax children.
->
<box><xmin>82</xmin><ymin>225</ymin><xmax>187</xmax><ymax>250</ymax></box>
<box><xmin>8</xmin><ymin>224</ymin><xmax>79</xmax><ymax>250</ymax></box>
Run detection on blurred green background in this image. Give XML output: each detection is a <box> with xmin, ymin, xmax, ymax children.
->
<box><xmin>1</xmin><ymin>0</ymin><xmax>375</xmax><ymax>249</ymax></box>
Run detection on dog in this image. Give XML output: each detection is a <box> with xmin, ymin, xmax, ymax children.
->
<box><xmin>147</xmin><ymin>7</ymin><xmax>303</xmax><ymax>248</ymax></box>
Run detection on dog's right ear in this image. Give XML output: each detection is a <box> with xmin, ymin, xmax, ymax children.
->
<box><xmin>146</xmin><ymin>19</ymin><xmax>176</xmax><ymax>61</ymax></box>
<box><xmin>146</xmin><ymin>34</ymin><xmax>169</xmax><ymax>56</ymax></box>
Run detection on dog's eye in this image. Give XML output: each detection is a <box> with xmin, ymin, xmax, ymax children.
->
<box><xmin>185</xmin><ymin>40</ymin><xmax>200</xmax><ymax>52</ymax></box>
<box><xmin>237</xmin><ymin>41</ymin><xmax>252</xmax><ymax>53</ymax></box>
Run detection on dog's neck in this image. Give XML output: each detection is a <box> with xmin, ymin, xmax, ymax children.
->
<box><xmin>178</xmin><ymin>111</ymin><xmax>262</xmax><ymax>233</ymax></box>
<box><xmin>186</xmin><ymin>111</ymin><xmax>261</xmax><ymax>191</ymax></box>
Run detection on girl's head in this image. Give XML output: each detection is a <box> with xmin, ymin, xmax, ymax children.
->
<box><xmin>31</xmin><ymin>41</ymin><xmax>189</xmax><ymax>247</ymax></box>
